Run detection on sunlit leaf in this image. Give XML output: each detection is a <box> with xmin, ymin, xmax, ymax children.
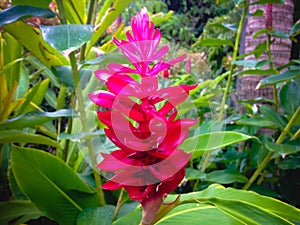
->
<box><xmin>180</xmin><ymin>131</ymin><xmax>254</xmax><ymax>153</ymax></box>
<box><xmin>194</xmin><ymin>38</ymin><xmax>234</xmax><ymax>47</ymax></box>
<box><xmin>3</xmin><ymin>21</ymin><xmax>68</xmax><ymax>67</ymax></box>
<box><xmin>12</xmin><ymin>0</ymin><xmax>52</xmax><ymax>8</ymax></box>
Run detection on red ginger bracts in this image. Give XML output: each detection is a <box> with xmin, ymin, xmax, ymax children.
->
<box><xmin>89</xmin><ymin>8</ymin><xmax>197</xmax><ymax>225</ymax></box>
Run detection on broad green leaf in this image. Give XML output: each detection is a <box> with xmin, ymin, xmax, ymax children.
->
<box><xmin>40</xmin><ymin>25</ymin><xmax>94</xmax><ymax>52</ymax></box>
<box><xmin>0</xmin><ymin>109</ymin><xmax>75</xmax><ymax>130</ymax></box>
<box><xmin>236</xmin><ymin>117</ymin><xmax>276</xmax><ymax>127</ymax></box>
<box><xmin>260</xmin><ymin>105</ymin><xmax>287</xmax><ymax>131</ymax></box>
<box><xmin>185</xmin><ymin>168</ymin><xmax>206</xmax><ymax>181</ymax></box>
<box><xmin>112</xmin><ymin>206</ymin><xmax>142</xmax><ymax>225</ymax></box>
<box><xmin>117</xmin><ymin>202</ymin><xmax>140</xmax><ymax>219</ymax></box>
<box><xmin>290</xmin><ymin>22</ymin><xmax>300</xmax><ymax>37</ymax></box>
<box><xmin>0</xmin><ymin>5</ymin><xmax>55</xmax><ymax>26</ymax></box>
<box><xmin>3</xmin><ymin>21</ymin><xmax>68</xmax><ymax>67</ymax></box>
<box><xmin>206</xmin><ymin>169</ymin><xmax>248</xmax><ymax>184</ymax></box>
<box><xmin>87</xmin><ymin>0</ymin><xmax>134</xmax><ymax>54</ymax></box>
<box><xmin>52</xmin><ymin>66</ymin><xmax>92</xmax><ymax>89</ymax></box>
<box><xmin>77</xmin><ymin>205</ymin><xmax>115</xmax><ymax>225</ymax></box>
<box><xmin>155</xmin><ymin>204</ymin><xmax>241</xmax><ymax>225</ymax></box>
<box><xmin>11</xmin><ymin>146</ymin><xmax>99</xmax><ymax>225</ymax></box>
<box><xmin>0</xmin><ymin>200</ymin><xmax>42</xmax><ymax>225</ymax></box>
<box><xmin>175</xmin><ymin>184</ymin><xmax>300</xmax><ymax>223</ymax></box>
<box><xmin>0</xmin><ymin>129</ymin><xmax>61</xmax><ymax>148</ymax></box>
<box><xmin>180</xmin><ymin>131</ymin><xmax>254</xmax><ymax>153</ymax></box>
<box><xmin>232</xmin><ymin>60</ymin><xmax>258</xmax><ymax>68</ymax></box>
<box><xmin>61</xmin><ymin>0</ymin><xmax>87</xmax><ymax>24</ymax></box>
<box><xmin>279</xmin><ymin>79</ymin><xmax>300</xmax><ymax>117</ymax></box>
<box><xmin>194</xmin><ymin>38</ymin><xmax>234</xmax><ymax>47</ymax></box>
<box><xmin>251</xmin><ymin>0</ymin><xmax>285</xmax><ymax>4</ymax></box>
<box><xmin>265</xmin><ymin>142</ymin><xmax>300</xmax><ymax>156</ymax></box>
<box><xmin>12</xmin><ymin>0</ymin><xmax>52</xmax><ymax>8</ymax></box>
<box><xmin>198</xmin><ymin>197</ymin><xmax>292</xmax><ymax>225</ymax></box>
<box><xmin>258</xmin><ymin>70</ymin><xmax>300</xmax><ymax>87</ymax></box>
<box><xmin>271</xmin><ymin>30</ymin><xmax>289</xmax><ymax>39</ymax></box>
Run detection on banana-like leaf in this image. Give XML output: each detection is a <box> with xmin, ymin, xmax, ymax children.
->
<box><xmin>10</xmin><ymin>146</ymin><xmax>99</xmax><ymax>225</ymax></box>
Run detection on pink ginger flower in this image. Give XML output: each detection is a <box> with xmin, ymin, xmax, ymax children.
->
<box><xmin>89</xmin><ymin>8</ymin><xmax>197</xmax><ymax>225</ymax></box>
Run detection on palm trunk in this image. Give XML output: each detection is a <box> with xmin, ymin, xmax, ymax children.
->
<box><xmin>237</xmin><ymin>0</ymin><xmax>294</xmax><ymax>106</ymax></box>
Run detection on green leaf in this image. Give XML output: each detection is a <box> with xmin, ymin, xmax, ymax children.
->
<box><xmin>290</xmin><ymin>22</ymin><xmax>300</xmax><ymax>37</ymax></box>
<box><xmin>0</xmin><ymin>200</ymin><xmax>42</xmax><ymax>225</ymax></box>
<box><xmin>176</xmin><ymin>184</ymin><xmax>300</xmax><ymax>223</ymax></box>
<box><xmin>279</xmin><ymin>79</ymin><xmax>300</xmax><ymax>117</ymax></box>
<box><xmin>249</xmin><ymin>9</ymin><xmax>264</xmax><ymax>16</ymax></box>
<box><xmin>271</xmin><ymin>30</ymin><xmax>289</xmax><ymax>39</ymax></box>
<box><xmin>61</xmin><ymin>0</ymin><xmax>87</xmax><ymax>24</ymax></box>
<box><xmin>87</xmin><ymin>0</ymin><xmax>133</xmax><ymax>53</ymax></box>
<box><xmin>17</xmin><ymin>78</ymin><xmax>50</xmax><ymax>115</ymax></box>
<box><xmin>260</xmin><ymin>105</ymin><xmax>287</xmax><ymax>131</ymax></box>
<box><xmin>258</xmin><ymin>70</ymin><xmax>300</xmax><ymax>88</ymax></box>
<box><xmin>232</xmin><ymin>60</ymin><xmax>258</xmax><ymax>68</ymax></box>
<box><xmin>194</xmin><ymin>38</ymin><xmax>234</xmax><ymax>47</ymax></box>
<box><xmin>185</xmin><ymin>168</ymin><xmax>206</xmax><ymax>181</ymax></box>
<box><xmin>52</xmin><ymin>66</ymin><xmax>92</xmax><ymax>89</ymax></box>
<box><xmin>251</xmin><ymin>0</ymin><xmax>285</xmax><ymax>4</ymax></box>
<box><xmin>40</xmin><ymin>25</ymin><xmax>94</xmax><ymax>52</ymax></box>
<box><xmin>3</xmin><ymin>21</ymin><xmax>68</xmax><ymax>67</ymax></box>
<box><xmin>234</xmin><ymin>68</ymin><xmax>276</xmax><ymax>76</ymax></box>
<box><xmin>199</xmin><ymin>197</ymin><xmax>292</xmax><ymax>225</ymax></box>
<box><xmin>12</xmin><ymin>0</ymin><xmax>52</xmax><ymax>8</ymax></box>
<box><xmin>0</xmin><ymin>5</ymin><xmax>55</xmax><ymax>26</ymax></box>
<box><xmin>265</xmin><ymin>142</ymin><xmax>300</xmax><ymax>156</ymax></box>
<box><xmin>80</xmin><ymin>53</ymin><xmax>129</xmax><ymax>67</ymax></box>
<box><xmin>0</xmin><ymin>129</ymin><xmax>61</xmax><ymax>148</ymax></box>
<box><xmin>11</xmin><ymin>146</ymin><xmax>99</xmax><ymax>225</ymax></box>
<box><xmin>155</xmin><ymin>204</ymin><xmax>241</xmax><ymax>225</ymax></box>
<box><xmin>77</xmin><ymin>206</ymin><xmax>115</xmax><ymax>225</ymax></box>
<box><xmin>0</xmin><ymin>109</ymin><xmax>75</xmax><ymax>130</ymax></box>
<box><xmin>236</xmin><ymin>117</ymin><xmax>276</xmax><ymax>127</ymax></box>
<box><xmin>180</xmin><ymin>131</ymin><xmax>254</xmax><ymax>153</ymax></box>
<box><xmin>253</xmin><ymin>28</ymin><xmax>268</xmax><ymax>38</ymax></box>
<box><xmin>206</xmin><ymin>169</ymin><xmax>248</xmax><ymax>184</ymax></box>
<box><xmin>112</xmin><ymin>206</ymin><xmax>142</xmax><ymax>225</ymax></box>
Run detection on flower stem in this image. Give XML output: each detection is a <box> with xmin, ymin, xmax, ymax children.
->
<box><xmin>243</xmin><ymin>105</ymin><xmax>300</xmax><ymax>190</ymax></box>
<box><xmin>266</xmin><ymin>33</ymin><xmax>279</xmax><ymax>111</ymax></box>
<box><xmin>112</xmin><ymin>188</ymin><xmax>124</xmax><ymax>221</ymax></box>
<box><xmin>69</xmin><ymin>51</ymin><xmax>105</xmax><ymax>205</ymax></box>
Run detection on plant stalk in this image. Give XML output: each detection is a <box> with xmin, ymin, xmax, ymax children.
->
<box><xmin>201</xmin><ymin>0</ymin><xmax>248</xmax><ymax>172</ymax></box>
<box><xmin>218</xmin><ymin>0</ymin><xmax>248</xmax><ymax>121</ymax></box>
<box><xmin>79</xmin><ymin>0</ymin><xmax>97</xmax><ymax>61</ymax></box>
<box><xmin>69</xmin><ymin>51</ymin><xmax>105</xmax><ymax>205</ymax></box>
<box><xmin>55</xmin><ymin>0</ymin><xmax>67</xmax><ymax>24</ymax></box>
<box><xmin>243</xmin><ymin>105</ymin><xmax>300</xmax><ymax>190</ymax></box>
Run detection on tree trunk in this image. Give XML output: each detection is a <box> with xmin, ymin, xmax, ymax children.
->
<box><xmin>237</xmin><ymin>0</ymin><xmax>294</xmax><ymax>106</ymax></box>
